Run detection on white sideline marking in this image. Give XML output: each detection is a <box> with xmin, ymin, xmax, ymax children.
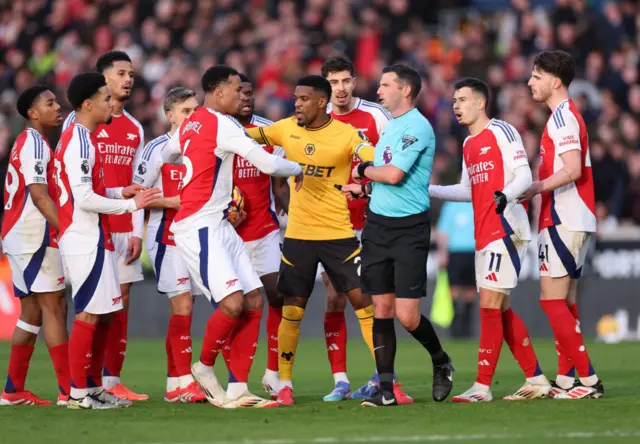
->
<box><xmin>146</xmin><ymin>430</ymin><xmax>640</xmax><ymax>444</ymax></box>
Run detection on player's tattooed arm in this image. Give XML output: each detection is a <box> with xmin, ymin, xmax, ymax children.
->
<box><xmin>28</xmin><ymin>183</ymin><xmax>59</xmax><ymax>230</ymax></box>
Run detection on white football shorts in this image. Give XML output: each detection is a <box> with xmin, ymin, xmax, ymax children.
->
<box><xmin>538</xmin><ymin>225</ymin><xmax>591</xmax><ymax>279</ymax></box>
<box><xmin>8</xmin><ymin>247</ymin><xmax>65</xmax><ymax>297</ymax></box>
<box><xmin>173</xmin><ymin>221</ymin><xmax>263</xmax><ymax>305</ymax></box>
<box><xmin>112</xmin><ymin>231</ymin><xmax>144</xmax><ymax>285</ymax></box>
<box><xmin>62</xmin><ymin>247</ymin><xmax>123</xmax><ymax>315</ymax></box>
<box><xmin>243</xmin><ymin>229</ymin><xmax>281</xmax><ymax>277</ymax></box>
<box><xmin>318</xmin><ymin>229</ymin><xmax>362</xmax><ymax>275</ymax></box>
<box><xmin>475</xmin><ymin>235</ymin><xmax>529</xmax><ymax>295</ymax></box>
<box><xmin>147</xmin><ymin>241</ymin><xmax>202</xmax><ymax>298</ymax></box>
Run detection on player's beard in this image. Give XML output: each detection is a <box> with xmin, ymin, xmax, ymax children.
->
<box><xmin>105</xmin><ymin>115</ymin><xmax>113</xmax><ymax>125</ymax></box>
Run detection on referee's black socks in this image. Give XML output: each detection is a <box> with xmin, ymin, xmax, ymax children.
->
<box><xmin>409</xmin><ymin>315</ymin><xmax>449</xmax><ymax>366</ymax></box>
<box><xmin>373</xmin><ymin>317</ymin><xmax>396</xmax><ymax>396</ymax></box>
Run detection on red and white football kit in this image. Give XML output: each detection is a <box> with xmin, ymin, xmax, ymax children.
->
<box><xmin>431</xmin><ymin>119</ymin><xmax>532</xmax><ymax>294</ymax></box>
<box><xmin>328</xmin><ymin>98</ymin><xmax>391</xmax><ymax>236</ymax></box>
<box><xmin>537</xmin><ymin>99</ymin><xmax>596</xmax><ymax>278</ymax></box>
<box><xmin>63</xmin><ymin>111</ymin><xmax>144</xmax><ymax>284</ymax></box>
<box><xmin>235</xmin><ymin>115</ymin><xmax>285</xmax><ymax>277</ymax></box>
<box><xmin>162</xmin><ymin>108</ymin><xmax>300</xmax><ymax>305</ymax></box>
<box><xmin>2</xmin><ymin>128</ymin><xmax>64</xmax><ymax>296</ymax></box>
<box><xmin>132</xmin><ymin>133</ymin><xmax>201</xmax><ymax>297</ymax></box>
<box><xmin>55</xmin><ymin>123</ymin><xmax>138</xmax><ymax>315</ymax></box>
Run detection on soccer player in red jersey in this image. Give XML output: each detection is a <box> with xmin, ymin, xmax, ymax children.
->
<box><xmin>520</xmin><ymin>50</ymin><xmax>603</xmax><ymax>399</ymax></box>
<box><xmin>56</xmin><ymin>72</ymin><xmax>159</xmax><ymax>409</ymax></box>
<box><xmin>230</xmin><ymin>74</ymin><xmax>287</xmax><ymax>397</ymax></box>
<box><xmin>321</xmin><ymin>56</ymin><xmax>411</xmax><ymax>403</ymax></box>
<box><xmin>1</xmin><ymin>86</ymin><xmax>69</xmax><ymax>406</ymax></box>
<box><xmin>429</xmin><ymin>78</ymin><xmax>551</xmax><ymax>402</ymax></box>
<box><xmin>132</xmin><ymin>87</ymin><xmax>205</xmax><ymax>403</ymax></box>
<box><xmin>161</xmin><ymin>66</ymin><xmax>302</xmax><ymax>408</ymax></box>
<box><xmin>63</xmin><ymin>51</ymin><xmax>147</xmax><ymax>400</ymax></box>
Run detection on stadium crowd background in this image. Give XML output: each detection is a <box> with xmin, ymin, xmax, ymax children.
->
<box><xmin>0</xmin><ymin>0</ymin><xmax>639</xmax><ymax>238</ymax></box>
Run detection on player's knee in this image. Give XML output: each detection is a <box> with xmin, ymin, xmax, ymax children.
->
<box><xmin>120</xmin><ymin>284</ymin><xmax>131</xmax><ymax>310</ymax></box>
<box><xmin>265</xmin><ymin>288</ymin><xmax>283</xmax><ymax>309</ymax></box>
<box><xmin>170</xmin><ymin>293</ymin><xmax>193</xmax><ymax>316</ymax></box>
<box><xmin>219</xmin><ymin>291</ymin><xmax>244</xmax><ymax>318</ymax></box>
<box><xmin>19</xmin><ymin>298</ymin><xmax>42</xmax><ymax>326</ymax></box>
<box><xmin>396</xmin><ymin>308</ymin><xmax>420</xmax><ymax>331</ymax></box>
<box><xmin>373</xmin><ymin>296</ymin><xmax>395</xmax><ymax>319</ymax></box>
<box><xmin>244</xmin><ymin>289</ymin><xmax>264</xmax><ymax>311</ymax></box>
<box><xmin>325</xmin><ymin>292</ymin><xmax>347</xmax><ymax>312</ymax></box>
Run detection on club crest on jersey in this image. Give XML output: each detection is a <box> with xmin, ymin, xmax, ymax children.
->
<box><xmin>383</xmin><ymin>146</ymin><xmax>392</xmax><ymax>164</ymax></box>
<box><xmin>137</xmin><ymin>161</ymin><xmax>147</xmax><ymax>175</ymax></box>
<box><xmin>34</xmin><ymin>161</ymin><xmax>44</xmax><ymax>175</ymax></box>
<box><xmin>480</xmin><ymin>146</ymin><xmax>491</xmax><ymax>155</ymax></box>
<box><xmin>127</xmin><ymin>133</ymin><xmax>137</xmax><ymax>140</ymax></box>
<box><xmin>305</xmin><ymin>144</ymin><xmax>316</xmax><ymax>156</ymax></box>
<box><xmin>81</xmin><ymin>159</ymin><xmax>90</xmax><ymax>174</ymax></box>
<box><xmin>401</xmin><ymin>135</ymin><xmax>417</xmax><ymax>150</ymax></box>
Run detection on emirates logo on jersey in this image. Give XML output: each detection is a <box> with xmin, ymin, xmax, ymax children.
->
<box><xmin>467</xmin><ymin>161</ymin><xmax>494</xmax><ymax>185</ymax></box>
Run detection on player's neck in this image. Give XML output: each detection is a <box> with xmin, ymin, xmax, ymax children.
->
<box><xmin>546</xmin><ymin>91</ymin><xmax>569</xmax><ymax>113</ymax></box>
<box><xmin>331</xmin><ymin>96</ymin><xmax>357</xmax><ymax>115</ymax></box>
<box><xmin>169</xmin><ymin>125</ymin><xmax>178</xmax><ymax>136</ymax></box>
<box><xmin>27</xmin><ymin>122</ymin><xmax>48</xmax><ymax>139</ymax></box>
<box><xmin>306</xmin><ymin>113</ymin><xmax>331</xmax><ymax>129</ymax></box>
<box><xmin>111</xmin><ymin>99</ymin><xmax>126</xmax><ymax>116</ymax></box>
<box><xmin>467</xmin><ymin>115</ymin><xmax>491</xmax><ymax>137</ymax></box>
<box><xmin>236</xmin><ymin>115</ymin><xmax>252</xmax><ymax>126</ymax></box>
<box><xmin>75</xmin><ymin>114</ymin><xmax>98</xmax><ymax>133</ymax></box>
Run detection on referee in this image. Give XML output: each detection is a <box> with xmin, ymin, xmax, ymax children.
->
<box><xmin>343</xmin><ymin>65</ymin><xmax>454</xmax><ymax>407</ymax></box>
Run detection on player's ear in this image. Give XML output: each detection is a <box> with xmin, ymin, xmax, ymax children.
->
<box><xmin>27</xmin><ymin>107</ymin><xmax>39</xmax><ymax>121</ymax></box>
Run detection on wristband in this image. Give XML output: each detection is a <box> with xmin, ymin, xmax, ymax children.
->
<box><xmin>357</xmin><ymin>161</ymin><xmax>373</xmax><ymax>178</ymax></box>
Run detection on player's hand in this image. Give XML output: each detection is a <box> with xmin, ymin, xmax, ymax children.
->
<box><xmin>229</xmin><ymin>210</ymin><xmax>247</xmax><ymax>228</ymax></box>
<box><xmin>351</xmin><ymin>165</ymin><xmax>362</xmax><ymax>183</ymax></box>
<box><xmin>352</xmin><ymin>161</ymin><xmax>372</xmax><ymax>183</ymax></box>
<box><xmin>493</xmin><ymin>190</ymin><xmax>507</xmax><ymax>214</ymax></box>
<box><xmin>122</xmin><ymin>184</ymin><xmax>149</xmax><ymax>198</ymax></box>
<box><xmin>438</xmin><ymin>251</ymin><xmax>449</xmax><ymax>270</ymax></box>
<box><xmin>517</xmin><ymin>181</ymin><xmax>543</xmax><ymax>203</ymax></box>
<box><xmin>132</xmin><ymin>188</ymin><xmax>162</xmax><ymax>210</ymax></box>
<box><xmin>294</xmin><ymin>173</ymin><xmax>304</xmax><ymax>192</ymax></box>
<box><xmin>125</xmin><ymin>236</ymin><xmax>142</xmax><ymax>264</ymax></box>
<box><xmin>341</xmin><ymin>183</ymin><xmax>364</xmax><ymax>200</ymax></box>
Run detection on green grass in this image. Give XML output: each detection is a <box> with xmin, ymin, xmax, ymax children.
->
<box><xmin>0</xmin><ymin>339</ymin><xmax>639</xmax><ymax>444</ymax></box>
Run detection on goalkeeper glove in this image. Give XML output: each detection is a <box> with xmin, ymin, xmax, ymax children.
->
<box><xmin>493</xmin><ymin>190</ymin><xmax>507</xmax><ymax>214</ymax></box>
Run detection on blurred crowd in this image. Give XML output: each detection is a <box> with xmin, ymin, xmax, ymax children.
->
<box><xmin>1</xmin><ymin>0</ymin><xmax>639</xmax><ymax>235</ymax></box>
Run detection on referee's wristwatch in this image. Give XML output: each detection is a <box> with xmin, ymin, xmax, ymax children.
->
<box><xmin>357</xmin><ymin>161</ymin><xmax>373</xmax><ymax>179</ymax></box>
<box><xmin>361</xmin><ymin>182</ymin><xmax>372</xmax><ymax>198</ymax></box>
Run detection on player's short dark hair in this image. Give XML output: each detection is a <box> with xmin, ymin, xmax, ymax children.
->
<box><xmin>201</xmin><ymin>65</ymin><xmax>239</xmax><ymax>93</ymax></box>
<box><xmin>96</xmin><ymin>51</ymin><xmax>132</xmax><ymax>73</ymax></box>
<box><xmin>296</xmin><ymin>75</ymin><xmax>332</xmax><ymax>100</ymax></box>
<box><xmin>533</xmin><ymin>50</ymin><xmax>576</xmax><ymax>87</ymax></box>
<box><xmin>163</xmin><ymin>87</ymin><xmax>196</xmax><ymax>112</ymax></box>
<box><xmin>238</xmin><ymin>73</ymin><xmax>251</xmax><ymax>84</ymax></box>
<box><xmin>454</xmin><ymin>77</ymin><xmax>490</xmax><ymax>108</ymax></box>
<box><xmin>16</xmin><ymin>84</ymin><xmax>49</xmax><ymax>119</ymax></box>
<box><xmin>321</xmin><ymin>56</ymin><xmax>355</xmax><ymax>78</ymax></box>
<box><xmin>382</xmin><ymin>64</ymin><xmax>422</xmax><ymax>99</ymax></box>
<box><xmin>67</xmin><ymin>72</ymin><xmax>107</xmax><ymax>110</ymax></box>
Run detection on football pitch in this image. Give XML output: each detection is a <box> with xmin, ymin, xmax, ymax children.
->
<box><xmin>0</xmin><ymin>339</ymin><xmax>639</xmax><ymax>444</ymax></box>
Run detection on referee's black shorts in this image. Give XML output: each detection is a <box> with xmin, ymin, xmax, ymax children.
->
<box><xmin>278</xmin><ymin>237</ymin><xmax>361</xmax><ymax>299</ymax></box>
<box><xmin>361</xmin><ymin>210</ymin><xmax>431</xmax><ymax>299</ymax></box>
<box><xmin>446</xmin><ymin>252</ymin><xmax>476</xmax><ymax>287</ymax></box>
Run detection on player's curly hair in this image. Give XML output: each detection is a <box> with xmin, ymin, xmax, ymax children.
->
<box><xmin>16</xmin><ymin>84</ymin><xmax>50</xmax><ymax>119</ymax></box>
<box><xmin>533</xmin><ymin>50</ymin><xmax>576</xmax><ymax>87</ymax></box>
<box><xmin>67</xmin><ymin>72</ymin><xmax>107</xmax><ymax>110</ymax></box>
<box><xmin>96</xmin><ymin>51</ymin><xmax>132</xmax><ymax>73</ymax></box>
<box><xmin>296</xmin><ymin>75</ymin><xmax>332</xmax><ymax>100</ymax></box>
<box><xmin>201</xmin><ymin>66</ymin><xmax>239</xmax><ymax>93</ymax></box>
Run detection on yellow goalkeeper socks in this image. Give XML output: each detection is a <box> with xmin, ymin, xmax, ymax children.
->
<box><xmin>278</xmin><ymin>305</ymin><xmax>305</xmax><ymax>382</ymax></box>
<box><xmin>355</xmin><ymin>305</ymin><xmax>375</xmax><ymax>360</ymax></box>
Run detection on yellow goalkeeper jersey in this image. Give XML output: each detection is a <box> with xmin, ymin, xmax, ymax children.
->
<box><xmin>247</xmin><ymin>117</ymin><xmax>374</xmax><ymax>240</ymax></box>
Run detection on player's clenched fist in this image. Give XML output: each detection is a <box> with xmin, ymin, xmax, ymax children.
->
<box><xmin>132</xmin><ymin>187</ymin><xmax>162</xmax><ymax>209</ymax></box>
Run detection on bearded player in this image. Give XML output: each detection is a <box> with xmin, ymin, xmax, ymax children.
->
<box><xmin>520</xmin><ymin>50</ymin><xmax>603</xmax><ymax>399</ymax></box>
<box><xmin>230</xmin><ymin>74</ymin><xmax>287</xmax><ymax>397</ymax></box>
<box><xmin>131</xmin><ymin>87</ymin><xmax>205</xmax><ymax>403</ymax></box>
<box><xmin>1</xmin><ymin>86</ymin><xmax>69</xmax><ymax>406</ymax></box>
<box><xmin>63</xmin><ymin>51</ymin><xmax>146</xmax><ymax>400</ymax></box>
<box><xmin>320</xmin><ymin>56</ymin><xmax>410</xmax><ymax>403</ymax></box>
<box><xmin>428</xmin><ymin>78</ymin><xmax>552</xmax><ymax>402</ymax></box>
